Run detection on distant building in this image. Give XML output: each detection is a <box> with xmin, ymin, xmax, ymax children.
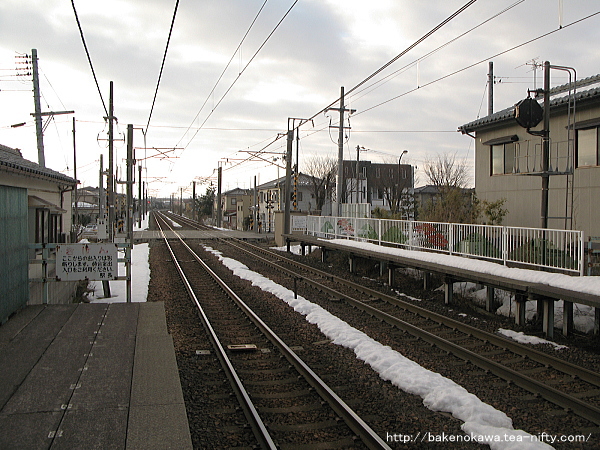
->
<box><xmin>459</xmin><ymin>74</ymin><xmax>600</xmax><ymax>236</ymax></box>
<box><xmin>219</xmin><ymin>187</ymin><xmax>252</xmax><ymax>230</ymax></box>
<box><xmin>256</xmin><ymin>173</ymin><xmax>333</xmax><ymax>232</ymax></box>
<box><xmin>0</xmin><ymin>144</ymin><xmax>77</xmax><ymax>321</ymax></box>
<box><xmin>342</xmin><ymin>160</ymin><xmax>414</xmax><ymax>216</ymax></box>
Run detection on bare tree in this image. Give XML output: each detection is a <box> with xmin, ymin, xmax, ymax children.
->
<box><xmin>303</xmin><ymin>156</ymin><xmax>336</xmax><ymax>212</ymax></box>
<box><xmin>423</xmin><ymin>152</ymin><xmax>470</xmax><ymax>190</ymax></box>
<box><xmin>370</xmin><ymin>158</ymin><xmax>413</xmax><ymax>216</ymax></box>
<box><xmin>420</xmin><ymin>152</ymin><xmax>476</xmax><ymax>223</ymax></box>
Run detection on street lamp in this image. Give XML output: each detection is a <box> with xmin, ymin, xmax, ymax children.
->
<box><xmin>397</xmin><ymin>150</ymin><xmax>408</xmax><ymax>216</ymax></box>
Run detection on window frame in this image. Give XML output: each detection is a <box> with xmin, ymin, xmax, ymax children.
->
<box><xmin>576</xmin><ymin>126</ymin><xmax>599</xmax><ymax>167</ymax></box>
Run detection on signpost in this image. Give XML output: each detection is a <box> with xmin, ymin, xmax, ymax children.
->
<box><xmin>56</xmin><ymin>243</ymin><xmax>118</xmax><ymax>281</ymax></box>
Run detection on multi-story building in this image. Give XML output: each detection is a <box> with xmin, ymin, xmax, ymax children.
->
<box><xmin>459</xmin><ymin>74</ymin><xmax>600</xmax><ymax>237</ymax></box>
<box><xmin>342</xmin><ymin>160</ymin><xmax>414</xmax><ymax>217</ymax></box>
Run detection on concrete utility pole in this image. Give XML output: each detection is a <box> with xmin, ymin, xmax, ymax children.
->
<box><xmin>30</xmin><ymin>49</ymin><xmax>74</xmax><ymax>167</ymax></box>
<box><xmin>72</xmin><ymin>117</ymin><xmax>78</xmax><ymax>239</ymax></box>
<box><xmin>126</xmin><ymin>124</ymin><xmax>134</xmax><ymax>303</ymax></box>
<box><xmin>107</xmin><ymin>81</ymin><xmax>115</xmax><ymax>241</ymax></box>
<box><xmin>283</xmin><ymin>128</ymin><xmax>293</xmax><ymax>235</ymax></box>
<box><xmin>138</xmin><ymin>165</ymin><xmax>142</xmax><ymax>228</ymax></box>
<box><xmin>254</xmin><ymin>176</ymin><xmax>258</xmax><ymax>234</ymax></box>
<box><xmin>488</xmin><ymin>61</ymin><xmax>494</xmax><ymax>116</ymax></box>
<box><xmin>328</xmin><ymin>87</ymin><xmax>356</xmax><ymax>216</ymax></box>
<box><xmin>216</xmin><ymin>165</ymin><xmax>222</xmax><ymax>228</ymax></box>
<box><xmin>192</xmin><ymin>181</ymin><xmax>196</xmax><ymax>222</ymax></box>
<box><xmin>31</xmin><ymin>49</ymin><xmax>45</xmax><ymax>167</ymax></box>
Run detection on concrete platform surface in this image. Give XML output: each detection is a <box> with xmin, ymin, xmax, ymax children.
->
<box><xmin>0</xmin><ymin>302</ymin><xmax>192</xmax><ymax>450</ymax></box>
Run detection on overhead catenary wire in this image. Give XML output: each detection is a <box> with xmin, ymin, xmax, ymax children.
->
<box><xmin>356</xmin><ymin>9</ymin><xmax>600</xmax><ymax>117</ymax></box>
<box><xmin>176</xmin><ymin>0</ymin><xmax>269</xmax><ymax>149</ymax></box>
<box><xmin>179</xmin><ymin>0</ymin><xmax>298</xmax><ymax>153</ymax></box>
<box><xmin>229</xmin><ymin>0</ymin><xmax>480</xmax><ymax>167</ymax></box>
<box><xmin>70</xmin><ymin>0</ymin><xmax>107</xmax><ymax>116</ymax></box>
<box><xmin>224</xmin><ymin>5</ymin><xmax>600</xmax><ymax>178</ymax></box>
<box><xmin>145</xmin><ymin>0</ymin><xmax>180</xmax><ymax>136</ymax></box>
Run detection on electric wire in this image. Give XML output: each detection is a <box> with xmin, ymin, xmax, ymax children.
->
<box><xmin>344</xmin><ymin>0</ymin><xmax>525</xmax><ymax>106</ymax></box>
<box><xmin>179</xmin><ymin>0</ymin><xmax>298</xmax><ymax>153</ymax></box>
<box><xmin>176</xmin><ymin>0</ymin><xmax>269</xmax><ymax>149</ymax></box>
<box><xmin>145</xmin><ymin>0</ymin><xmax>180</xmax><ymax>136</ymax></box>
<box><xmin>356</xmin><ymin>10</ymin><xmax>600</xmax><ymax>117</ymax></box>
<box><xmin>224</xmin><ymin>7</ymin><xmax>600</xmax><ymax>179</ymax></box>
<box><xmin>70</xmin><ymin>0</ymin><xmax>107</xmax><ymax>116</ymax></box>
<box><xmin>225</xmin><ymin>0</ymin><xmax>479</xmax><ymax>169</ymax></box>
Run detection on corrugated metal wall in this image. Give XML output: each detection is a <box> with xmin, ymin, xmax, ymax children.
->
<box><xmin>0</xmin><ymin>185</ymin><xmax>29</xmax><ymax>323</ymax></box>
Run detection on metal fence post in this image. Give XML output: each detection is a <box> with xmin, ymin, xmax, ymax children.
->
<box><xmin>502</xmin><ymin>226</ymin><xmax>508</xmax><ymax>266</ymax></box>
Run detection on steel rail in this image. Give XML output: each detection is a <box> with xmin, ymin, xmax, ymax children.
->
<box><xmin>155</xmin><ymin>212</ymin><xmax>391</xmax><ymax>449</ymax></box>
<box><xmin>154</xmin><ymin>214</ymin><xmax>277</xmax><ymax>450</ymax></box>
<box><xmin>160</xmin><ymin>213</ymin><xmax>600</xmax><ymax>386</ymax></box>
<box><xmin>222</xmin><ymin>238</ymin><xmax>600</xmax><ymax>426</ymax></box>
<box><xmin>229</xmin><ymin>238</ymin><xmax>600</xmax><ymax>387</ymax></box>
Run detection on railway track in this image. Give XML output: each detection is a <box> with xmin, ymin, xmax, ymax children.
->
<box><xmin>161</xmin><ymin>211</ymin><xmax>600</xmax><ymax>431</ymax></box>
<box><xmin>154</xmin><ymin>212</ymin><xmax>390</xmax><ymax>449</ymax></box>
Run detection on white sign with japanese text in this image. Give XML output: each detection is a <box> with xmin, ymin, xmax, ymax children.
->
<box><xmin>56</xmin><ymin>243</ymin><xmax>118</xmax><ymax>281</ymax></box>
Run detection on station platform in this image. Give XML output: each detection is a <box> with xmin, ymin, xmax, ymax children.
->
<box><xmin>0</xmin><ymin>302</ymin><xmax>192</xmax><ymax>450</ymax></box>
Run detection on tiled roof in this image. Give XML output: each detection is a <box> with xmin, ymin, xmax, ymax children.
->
<box><xmin>0</xmin><ymin>144</ymin><xmax>76</xmax><ymax>185</ymax></box>
<box><xmin>459</xmin><ymin>74</ymin><xmax>600</xmax><ymax>133</ymax></box>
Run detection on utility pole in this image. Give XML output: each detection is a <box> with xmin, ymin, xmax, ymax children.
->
<box><xmin>216</xmin><ymin>165</ymin><xmax>222</xmax><ymax>228</ymax></box>
<box><xmin>254</xmin><ymin>176</ymin><xmax>258</xmax><ymax>234</ymax></box>
<box><xmin>99</xmin><ymin>154</ymin><xmax>111</xmax><ymax>298</ymax></box>
<box><xmin>138</xmin><ymin>165</ymin><xmax>142</xmax><ymax>228</ymax></box>
<box><xmin>31</xmin><ymin>49</ymin><xmax>45</xmax><ymax>167</ymax></box>
<box><xmin>72</xmin><ymin>117</ymin><xmax>78</xmax><ymax>240</ymax></box>
<box><xmin>327</xmin><ymin>87</ymin><xmax>355</xmax><ymax>216</ymax></box>
<box><xmin>126</xmin><ymin>124</ymin><xmax>134</xmax><ymax>303</ymax></box>
<box><xmin>30</xmin><ymin>49</ymin><xmax>74</xmax><ymax>167</ymax></box>
<box><xmin>107</xmin><ymin>81</ymin><xmax>115</xmax><ymax>241</ymax></box>
<box><xmin>192</xmin><ymin>181</ymin><xmax>196</xmax><ymax>222</ymax></box>
<box><xmin>488</xmin><ymin>61</ymin><xmax>494</xmax><ymax>116</ymax></box>
<box><xmin>284</xmin><ymin>128</ymin><xmax>293</xmax><ymax>236</ymax></box>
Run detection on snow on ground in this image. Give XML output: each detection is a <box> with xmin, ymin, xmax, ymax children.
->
<box><xmin>89</xmin><ymin>215</ymin><xmax>150</xmax><ymax>303</ymax></box>
<box><xmin>203</xmin><ymin>244</ymin><xmax>552</xmax><ymax>449</ymax></box>
<box><xmin>498</xmin><ymin>329</ymin><xmax>568</xmax><ymax>350</ymax></box>
<box><xmin>328</xmin><ymin>239</ymin><xmax>600</xmax><ymax>296</ymax></box>
<box><xmin>332</xmin><ymin>239</ymin><xmax>598</xmax><ymax>333</ymax></box>
<box><xmin>271</xmin><ymin>244</ymin><xmax>315</xmax><ymax>255</ymax></box>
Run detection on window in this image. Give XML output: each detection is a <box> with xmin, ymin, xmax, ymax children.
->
<box><xmin>577</xmin><ymin>127</ymin><xmax>599</xmax><ymax>167</ymax></box>
<box><xmin>35</xmin><ymin>209</ymin><xmax>48</xmax><ymax>244</ymax></box>
<box><xmin>297</xmin><ymin>191</ymin><xmax>303</xmax><ymax>201</ymax></box>
<box><xmin>231</xmin><ymin>198</ymin><xmax>237</xmax><ymax>205</ymax></box>
<box><xmin>491</xmin><ymin>143</ymin><xmax>515</xmax><ymax>175</ymax></box>
<box><xmin>375</xmin><ymin>168</ymin><xmax>381</xmax><ymax>178</ymax></box>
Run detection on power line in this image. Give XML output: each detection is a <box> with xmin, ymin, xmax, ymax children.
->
<box><xmin>345</xmin><ymin>1</ymin><xmax>525</xmax><ymax>106</ymax></box>
<box><xmin>70</xmin><ymin>0</ymin><xmax>107</xmax><ymax>116</ymax></box>
<box><xmin>180</xmin><ymin>0</ymin><xmax>298</xmax><ymax>152</ymax></box>
<box><xmin>176</xmin><ymin>0</ymin><xmax>269</xmax><ymax>148</ymax></box>
<box><xmin>145</xmin><ymin>0</ymin><xmax>179</xmax><ymax>136</ymax></box>
<box><xmin>356</xmin><ymin>10</ymin><xmax>600</xmax><ymax>117</ymax></box>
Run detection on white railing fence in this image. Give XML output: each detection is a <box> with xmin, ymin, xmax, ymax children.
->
<box><xmin>305</xmin><ymin>216</ymin><xmax>584</xmax><ymax>275</ymax></box>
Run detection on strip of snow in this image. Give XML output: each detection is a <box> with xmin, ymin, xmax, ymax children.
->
<box><xmin>89</xmin><ymin>243</ymin><xmax>149</xmax><ymax>303</ymax></box>
<box><xmin>498</xmin><ymin>329</ymin><xmax>568</xmax><ymax>350</ymax></box>
<box><xmin>271</xmin><ymin>244</ymin><xmax>314</xmax><ymax>255</ymax></box>
<box><xmin>203</xmin><ymin>245</ymin><xmax>552</xmax><ymax>449</ymax></box>
<box><xmin>327</xmin><ymin>239</ymin><xmax>600</xmax><ymax>297</ymax></box>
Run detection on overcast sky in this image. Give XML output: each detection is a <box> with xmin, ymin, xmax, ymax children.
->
<box><xmin>1</xmin><ymin>0</ymin><xmax>599</xmax><ymax>198</ymax></box>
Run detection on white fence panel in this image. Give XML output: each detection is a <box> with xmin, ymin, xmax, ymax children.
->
<box><xmin>303</xmin><ymin>216</ymin><xmax>583</xmax><ymax>275</ymax></box>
